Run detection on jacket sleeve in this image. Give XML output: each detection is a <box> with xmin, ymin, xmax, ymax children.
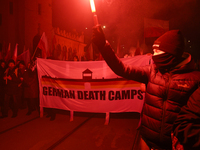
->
<box><xmin>99</xmin><ymin>42</ymin><xmax>150</xmax><ymax>84</ymax></box>
<box><xmin>173</xmin><ymin>87</ymin><xmax>200</xmax><ymax>149</ymax></box>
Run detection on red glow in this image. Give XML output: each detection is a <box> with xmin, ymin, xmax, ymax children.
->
<box><xmin>90</xmin><ymin>0</ymin><xmax>96</xmax><ymax>12</ymax></box>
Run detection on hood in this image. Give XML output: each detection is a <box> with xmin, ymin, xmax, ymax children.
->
<box><xmin>172</xmin><ymin>52</ymin><xmax>195</xmax><ymax>73</ymax></box>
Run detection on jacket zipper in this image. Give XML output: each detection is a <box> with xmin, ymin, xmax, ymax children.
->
<box><xmin>160</xmin><ymin>73</ymin><xmax>172</xmax><ymax>142</ymax></box>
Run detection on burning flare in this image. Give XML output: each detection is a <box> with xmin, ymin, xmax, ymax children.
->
<box><xmin>90</xmin><ymin>0</ymin><xmax>98</xmax><ymax>25</ymax></box>
<box><xmin>90</xmin><ymin>0</ymin><xmax>96</xmax><ymax>12</ymax></box>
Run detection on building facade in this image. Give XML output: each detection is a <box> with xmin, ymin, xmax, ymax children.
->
<box><xmin>0</xmin><ymin>0</ymin><xmax>86</xmax><ymax>60</ymax></box>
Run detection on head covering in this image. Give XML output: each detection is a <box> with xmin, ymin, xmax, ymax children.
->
<box><xmin>152</xmin><ymin>30</ymin><xmax>186</xmax><ymax>71</ymax></box>
<box><xmin>8</xmin><ymin>59</ymin><xmax>15</xmax><ymax>65</ymax></box>
<box><xmin>152</xmin><ymin>30</ymin><xmax>185</xmax><ymax>58</ymax></box>
<box><xmin>19</xmin><ymin>60</ymin><xmax>25</xmax><ymax>66</ymax></box>
<box><xmin>152</xmin><ymin>52</ymin><xmax>183</xmax><ymax>71</ymax></box>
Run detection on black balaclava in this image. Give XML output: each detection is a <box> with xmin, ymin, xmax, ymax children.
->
<box><xmin>152</xmin><ymin>52</ymin><xmax>182</xmax><ymax>71</ymax></box>
<box><xmin>152</xmin><ymin>30</ymin><xmax>185</xmax><ymax>71</ymax></box>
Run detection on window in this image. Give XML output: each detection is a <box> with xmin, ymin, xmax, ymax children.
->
<box><xmin>38</xmin><ymin>3</ymin><xmax>41</xmax><ymax>15</ymax></box>
<box><xmin>9</xmin><ymin>2</ymin><xmax>13</xmax><ymax>15</ymax></box>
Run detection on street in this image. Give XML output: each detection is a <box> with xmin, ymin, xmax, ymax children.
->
<box><xmin>0</xmin><ymin>109</ymin><xmax>140</xmax><ymax>150</ymax></box>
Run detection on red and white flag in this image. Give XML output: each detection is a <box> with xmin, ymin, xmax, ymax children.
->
<box><xmin>144</xmin><ymin>18</ymin><xmax>169</xmax><ymax>38</ymax></box>
<box><xmin>17</xmin><ymin>48</ymin><xmax>30</xmax><ymax>66</ymax></box>
<box><xmin>5</xmin><ymin>43</ymin><xmax>11</xmax><ymax>62</ymax></box>
<box><xmin>37</xmin><ymin>32</ymin><xmax>49</xmax><ymax>59</ymax></box>
<box><xmin>12</xmin><ymin>43</ymin><xmax>18</xmax><ymax>62</ymax></box>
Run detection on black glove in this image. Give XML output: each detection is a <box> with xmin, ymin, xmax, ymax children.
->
<box><xmin>92</xmin><ymin>25</ymin><xmax>106</xmax><ymax>50</ymax></box>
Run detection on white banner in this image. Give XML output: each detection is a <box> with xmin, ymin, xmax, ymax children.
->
<box><xmin>37</xmin><ymin>55</ymin><xmax>151</xmax><ymax>113</ymax></box>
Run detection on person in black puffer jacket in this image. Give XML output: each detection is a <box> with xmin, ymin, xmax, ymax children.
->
<box><xmin>92</xmin><ymin>26</ymin><xmax>200</xmax><ymax>150</ymax></box>
<box><xmin>172</xmin><ymin>86</ymin><xmax>200</xmax><ymax>150</ymax></box>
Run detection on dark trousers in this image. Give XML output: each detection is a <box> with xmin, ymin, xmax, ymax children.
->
<box><xmin>18</xmin><ymin>87</ymin><xmax>26</xmax><ymax>109</ymax></box>
<box><xmin>3</xmin><ymin>94</ymin><xmax>18</xmax><ymax>116</ymax></box>
<box><xmin>26</xmin><ymin>98</ymin><xmax>39</xmax><ymax>112</ymax></box>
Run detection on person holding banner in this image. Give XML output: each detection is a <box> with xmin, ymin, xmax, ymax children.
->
<box><xmin>17</xmin><ymin>60</ymin><xmax>26</xmax><ymax>109</ymax></box>
<box><xmin>92</xmin><ymin>26</ymin><xmax>200</xmax><ymax>149</ymax></box>
<box><xmin>23</xmin><ymin>62</ymin><xmax>39</xmax><ymax>116</ymax></box>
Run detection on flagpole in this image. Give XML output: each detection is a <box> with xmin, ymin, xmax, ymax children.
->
<box><xmin>32</xmin><ymin>32</ymin><xmax>44</xmax><ymax>60</ymax></box>
<box><xmin>31</xmin><ymin>32</ymin><xmax>44</xmax><ymax>60</ymax></box>
<box><xmin>31</xmin><ymin>46</ymin><xmax>38</xmax><ymax>60</ymax></box>
<box><xmin>13</xmin><ymin>43</ymin><xmax>18</xmax><ymax>62</ymax></box>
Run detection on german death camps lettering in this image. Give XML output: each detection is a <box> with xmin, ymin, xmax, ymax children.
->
<box><xmin>43</xmin><ymin>86</ymin><xmax>75</xmax><ymax>99</ymax></box>
<box><xmin>43</xmin><ymin>86</ymin><xmax>143</xmax><ymax>100</ymax></box>
<box><xmin>108</xmin><ymin>90</ymin><xmax>143</xmax><ymax>100</ymax></box>
<box><xmin>77</xmin><ymin>91</ymin><xmax>106</xmax><ymax>100</ymax></box>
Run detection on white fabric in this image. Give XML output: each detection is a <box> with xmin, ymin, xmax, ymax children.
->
<box><xmin>37</xmin><ymin>55</ymin><xmax>151</xmax><ymax>113</ymax></box>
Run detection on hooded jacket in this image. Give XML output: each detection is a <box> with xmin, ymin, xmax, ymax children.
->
<box><xmin>99</xmin><ymin>42</ymin><xmax>200</xmax><ymax>149</ymax></box>
<box><xmin>173</xmin><ymin>86</ymin><xmax>200</xmax><ymax>150</ymax></box>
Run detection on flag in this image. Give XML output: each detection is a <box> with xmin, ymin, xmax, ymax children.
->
<box><xmin>5</xmin><ymin>43</ymin><xmax>11</xmax><ymax>62</ymax></box>
<box><xmin>17</xmin><ymin>49</ymin><xmax>30</xmax><ymax>66</ymax></box>
<box><xmin>144</xmin><ymin>18</ymin><xmax>169</xmax><ymax>38</ymax></box>
<box><xmin>12</xmin><ymin>43</ymin><xmax>18</xmax><ymax>62</ymax></box>
<box><xmin>23</xmin><ymin>45</ymin><xmax>26</xmax><ymax>53</ymax></box>
<box><xmin>37</xmin><ymin>32</ymin><xmax>49</xmax><ymax>59</ymax></box>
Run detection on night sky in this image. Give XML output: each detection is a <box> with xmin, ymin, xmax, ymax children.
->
<box><xmin>52</xmin><ymin>0</ymin><xmax>93</xmax><ymax>32</ymax></box>
<box><xmin>52</xmin><ymin>0</ymin><xmax>200</xmax><ymax>58</ymax></box>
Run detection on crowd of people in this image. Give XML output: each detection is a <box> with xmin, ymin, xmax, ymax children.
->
<box><xmin>0</xmin><ymin>59</ymin><xmax>39</xmax><ymax>118</ymax></box>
